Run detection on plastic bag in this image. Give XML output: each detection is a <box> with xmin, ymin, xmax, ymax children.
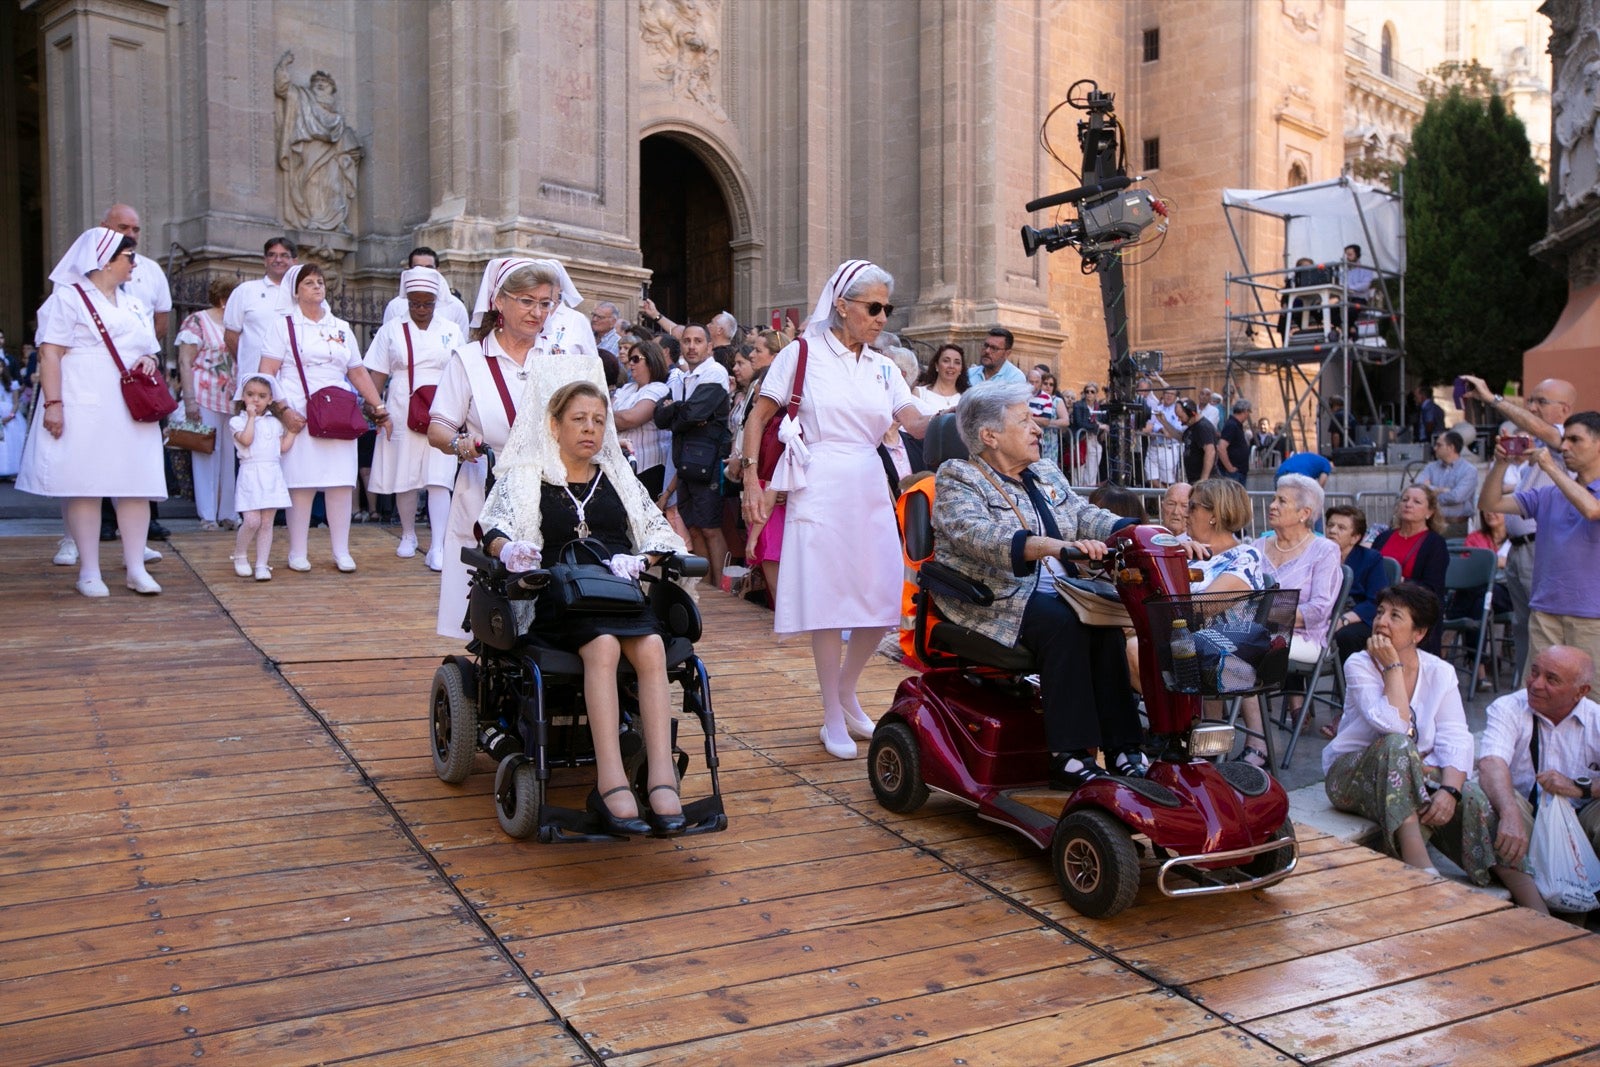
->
<box><xmin>1529</xmin><ymin>794</ymin><xmax>1600</xmax><ymax>912</ymax></box>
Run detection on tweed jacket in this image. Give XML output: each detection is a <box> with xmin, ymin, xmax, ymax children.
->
<box><xmin>931</xmin><ymin>457</ymin><xmax>1126</xmax><ymax>646</ymax></box>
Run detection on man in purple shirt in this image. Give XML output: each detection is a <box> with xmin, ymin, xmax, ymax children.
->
<box><xmin>1483</xmin><ymin>411</ymin><xmax>1600</xmax><ymax>671</ymax></box>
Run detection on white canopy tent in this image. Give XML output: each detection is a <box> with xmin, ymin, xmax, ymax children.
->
<box><xmin>1222</xmin><ymin>177</ymin><xmax>1405</xmax><ymax>275</ymax></box>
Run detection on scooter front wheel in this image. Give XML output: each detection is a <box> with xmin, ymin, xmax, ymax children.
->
<box><xmin>867</xmin><ymin>723</ymin><xmax>929</xmax><ymax>814</ymax></box>
<box><xmin>1051</xmin><ymin>808</ymin><xmax>1141</xmax><ymax>918</ymax></box>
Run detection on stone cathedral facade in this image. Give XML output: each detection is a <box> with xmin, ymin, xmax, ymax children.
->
<box><xmin>11</xmin><ymin>0</ymin><xmax>1380</xmax><ymax>389</ymax></box>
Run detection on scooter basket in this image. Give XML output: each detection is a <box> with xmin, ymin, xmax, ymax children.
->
<box><xmin>1144</xmin><ymin>589</ymin><xmax>1300</xmax><ymax>697</ymax></box>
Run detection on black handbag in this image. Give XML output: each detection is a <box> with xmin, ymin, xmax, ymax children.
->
<box><xmin>546</xmin><ymin>538</ymin><xmax>647</xmax><ymax>615</ymax></box>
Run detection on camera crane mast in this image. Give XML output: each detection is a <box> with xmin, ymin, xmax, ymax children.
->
<box><xmin>1021</xmin><ymin>82</ymin><xmax>1165</xmax><ymax>486</ymax></box>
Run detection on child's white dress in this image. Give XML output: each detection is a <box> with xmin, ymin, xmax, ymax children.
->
<box><xmin>231</xmin><ymin>413</ymin><xmax>292</xmax><ymax>511</ymax></box>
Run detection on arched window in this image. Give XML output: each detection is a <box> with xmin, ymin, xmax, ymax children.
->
<box><xmin>1380</xmin><ymin>24</ymin><xmax>1396</xmax><ymax>78</ymax></box>
<box><xmin>1288</xmin><ymin>162</ymin><xmax>1308</xmax><ymax>188</ymax></box>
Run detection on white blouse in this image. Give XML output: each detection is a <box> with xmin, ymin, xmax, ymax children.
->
<box><xmin>1323</xmin><ymin>650</ymin><xmax>1475</xmax><ymax>776</ymax></box>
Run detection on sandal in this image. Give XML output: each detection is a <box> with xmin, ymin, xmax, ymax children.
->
<box><xmin>1318</xmin><ymin>721</ymin><xmax>1340</xmax><ymax>741</ymax></box>
<box><xmin>1238</xmin><ymin>745</ymin><xmax>1269</xmax><ymax>769</ymax></box>
<box><xmin>646</xmin><ymin>783</ymin><xmax>686</xmax><ymax>837</ymax></box>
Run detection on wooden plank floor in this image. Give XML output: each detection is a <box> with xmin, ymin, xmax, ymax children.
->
<box><xmin>4</xmin><ymin>526</ymin><xmax>1599</xmax><ymax>1065</ymax></box>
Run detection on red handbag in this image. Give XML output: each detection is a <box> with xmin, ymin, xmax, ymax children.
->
<box><xmin>403</xmin><ymin>323</ymin><xmax>437</xmax><ymax>434</ymax></box>
<box><xmin>756</xmin><ymin>338</ymin><xmax>808</xmax><ymax>482</ymax></box>
<box><xmin>287</xmin><ymin>315</ymin><xmax>369</xmax><ymax>440</ymax></box>
<box><xmin>74</xmin><ymin>285</ymin><xmax>177</xmax><ymax>423</ymax></box>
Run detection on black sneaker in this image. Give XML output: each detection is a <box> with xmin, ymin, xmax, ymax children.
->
<box><xmin>1049</xmin><ymin>753</ymin><xmax>1109</xmax><ymax>791</ymax></box>
<box><xmin>147</xmin><ymin>522</ymin><xmax>170</xmax><ymax>540</ymax></box>
<box><xmin>1113</xmin><ymin>749</ymin><xmax>1150</xmax><ymax>779</ymax></box>
<box><xmin>99</xmin><ymin>524</ymin><xmax>118</xmax><ymax>542</ymax></box>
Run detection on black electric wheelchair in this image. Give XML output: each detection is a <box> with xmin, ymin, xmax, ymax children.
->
<box><xmin>429</xmin><ymin>544</ymin><xmax>729</xmax><ymax>842</ymax></box>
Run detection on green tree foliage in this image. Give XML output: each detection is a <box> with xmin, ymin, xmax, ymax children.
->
<box><xmin>1403</xmin><ymin>81</ymin><xmax>1563</xmax><ymax>390</ymax></box>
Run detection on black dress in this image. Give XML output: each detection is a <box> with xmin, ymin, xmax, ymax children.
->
<box><xmin>531</xmin><ymin>472</ymin><xmax>660</xmax><ymax>650</ymax></box>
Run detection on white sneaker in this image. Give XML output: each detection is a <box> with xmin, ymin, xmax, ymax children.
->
<box><xmin>396</xmin><ymin>535</ymin><xmax>417</xmax><ymax>559</ymax></box>
<box><xmin>287</xmin><ymin>555</ymin><xmax>312</xmax><ymax>572</ymax></box>
<box><xmin>125</xmin><ymin>571</ymin><xmax>162</xmax><ymax>595</ymax></box>
<box><xmin>143</xmin><ymin>546</ymin><xmax>163</xmax><ymax>563</ymax></box>
<box><xmin>75</xmin><ymin>577</ymin><xmax>109</xmax><ymax>598</ymax></box>
<box><xmin>255</xmin><ymin>563</ymin><xmax>273</xmax><ymax>582</ymax></box>
<box><xmin>53</xmin><ymin>537</ymin><xmax>79</xmax><ymax>566</ymax></box>
<box><xmin>425</xmin><ymin>546</ymin><xmax>444</xmax><ymax>572</ymax></box>
<box><xmin>231</xmin><ymin>555</ymin><xmax>252</xmax><ymax>578</ymax></box>
<box><xmin>334</xmin><ymin>554</ymin><xmax>358</xmax><ymax>573</ymax></box>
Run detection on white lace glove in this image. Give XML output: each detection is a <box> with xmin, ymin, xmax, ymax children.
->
<box><xmin>499</xmin><ymin>540</ymin><xmax>541</xmax><ymax>572</ymax></box>
<box><xmin>606</xmin><ymin>553</ymin><xmax>647</xmax><ymax>580</ymax></box>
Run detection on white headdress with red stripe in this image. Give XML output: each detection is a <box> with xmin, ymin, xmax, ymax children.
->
<box><xmin>49</xmin><ymin>227</ymin><xmax>126</xmax><ymax>289</ymax></box>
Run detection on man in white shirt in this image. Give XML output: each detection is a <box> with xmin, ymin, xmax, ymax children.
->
<box><xmin>653</xmin><ymin>324</ymin><xmax>731</xmax><ymax>587</ymax></box>
<box><xmin>102</xmin><ymin>204</ymin><xmax>173</xmax><ymax>344</ymax></box>
<box><xmin>966</xmin><ymin>328</ymin><xmax>1027</xmax><ymax>387</ymax></box>
<box><xmin>381</xmin><ymin>247</ymin><xmax>470</xmax><ymax>334</ymax></box>
<box><xmin>224</xmin><ymin>237</ymin><xmax>298</xmax><ymax>381</ymax></box>
<box><xmin>1479</xmin><ymin>645</ymin><xmax>1600</xmax><ymax>913</ymax></box>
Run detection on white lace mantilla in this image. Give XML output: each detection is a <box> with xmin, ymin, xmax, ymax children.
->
<box><xmin>478</xmin><ymin>350</ymin><xmax>685</xmax><ymax>558</ymax></box>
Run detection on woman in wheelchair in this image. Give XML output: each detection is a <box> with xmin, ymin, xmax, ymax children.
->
<box><xmin>931</xmin><ymin>382</ymin><xmax>1147</xmax><ymax>790</ymax></box>
<box><xmin>480</xmin><ymin>381</ymin><xmax>690</xmax><ymax>836</ymax></box>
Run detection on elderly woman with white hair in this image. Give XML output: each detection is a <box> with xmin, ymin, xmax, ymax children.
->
<box><xmin>739</xmin><ymin>260</ymin><xmax>933</xmax><ymax>759</ymax></box>
<box><xmin>426</xmin><ymin>258</ymin><xmax>604</xmax><ymax>639</ymax></box>
<box><xmin>362</xmin><ymin>267</ymin><xmax>464</xmax><ymax>571</ymax></box>
<box><xmin>1255</xmin><ymin>472</ymin><xmax>1344</xmax><ymax>668</ymax></box>
<box><xmin>933</xmin><ymin>381</ymin><xmax>1148</xmax><ymax>788</ymax></box>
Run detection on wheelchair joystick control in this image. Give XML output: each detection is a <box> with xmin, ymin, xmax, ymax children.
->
<box><xmin>480</xmin><ymin>724</ymin><xmax>519</xmax><ymax>762</ymax></box>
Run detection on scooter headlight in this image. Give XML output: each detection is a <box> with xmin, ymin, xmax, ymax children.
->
<box><xmin>1189</xmin><ymin>723</ymin><xmax>1236</xmax><ymax>758</ymax></box>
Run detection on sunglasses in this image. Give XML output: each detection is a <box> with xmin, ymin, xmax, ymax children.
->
<box><xmin>626</xmin><ymin>355</ymin><xmax>644</xmax><ymax>364</ymax></box>
<box><xmin>845</xmin><ymin>298</ymin><xmax>895</xmax><ymax>317</ymax></box>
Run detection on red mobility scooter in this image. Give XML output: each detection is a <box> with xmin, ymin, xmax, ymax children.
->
<box><xmin>869</xmin><ymin>498</ymin><xmax>1301</xmax><ymax>919</ymax></box>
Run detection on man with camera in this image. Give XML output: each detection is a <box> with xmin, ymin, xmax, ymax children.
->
<box><xmin>653</xmin><ymin>323</ymin><xmax>731</xmax><ymax>589</ymax></box>
<box><xmin>1467</xmin><ymin>374</ymin><xmax>1578</xmax><ymax>678</ymax></box>
<box><xmin>1482</xmin><ymin>411</ymin><xmax>1600</xmax><ymax>670</ymax></box>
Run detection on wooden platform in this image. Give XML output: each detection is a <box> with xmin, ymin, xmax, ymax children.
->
<box><xmin>3</xmin><ymin>526</ymin><xmax>1599</xmax><ymax>1065</ymax></box>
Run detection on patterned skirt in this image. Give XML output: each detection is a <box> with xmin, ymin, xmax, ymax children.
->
<box><xmin>1324</xmin><ymin>732</ymin><xmax>1504</xmax><ymax>886</ymax></box>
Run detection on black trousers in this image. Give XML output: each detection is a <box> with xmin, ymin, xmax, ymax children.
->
<box><xmin>1333</xmin><ymin>621</ymin><xmax>1370</xmax><ymax>664</ymax></box>
<box><xmin>1017</xmin><ymin>591</ymin><xmax>1142</xmax><ymax>755</ymax></box>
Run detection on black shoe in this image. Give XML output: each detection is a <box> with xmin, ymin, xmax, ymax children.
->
<box><xmin>1049</xmin><ymin>753</ymin><xmax>1109</xmax><ymax>791</ymax></box>
<box><xmin>1113</xmin><ymin>749</ymin><xmax>1150</xmax><ymax>779</ymax></box>
<box><xmin>646</xmin><ymin>784</ymin><xmax>687</xmax><ymax>837</ymax></box>
<box><xmin>587</xmin><ymin>786</ymin><xmax>650</xmax><ymax>837</ymax></box>
<box><xmin>99</xmin><ymin>524</ymin><xmax>118</xmax><ymax>542</ymax></box>
<box><xmin>147</xmin><ymin>522</ymin><xmax>170</xmax><ymax>540</ymax></box>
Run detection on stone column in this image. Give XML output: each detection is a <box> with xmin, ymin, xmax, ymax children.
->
<box><xmin>32</xmin><ymin>0</ymin><xmax>172</xmax><ymax>266</ymax></box>
<box><xmin>903</xmin><ymin>0</ymin><xmax>1066</xmax><ymax>368</ymax></box>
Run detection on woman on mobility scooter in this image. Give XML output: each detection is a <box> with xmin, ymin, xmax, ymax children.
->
<box><xmin>931</xmin><ymin>382</ymin><xmax>1154</xmax><ymax>788</ymax></box>
<box><xmin>479</xmin><ymin>380</ymin><xmax>690</xmax><ymax>836</ymax></box>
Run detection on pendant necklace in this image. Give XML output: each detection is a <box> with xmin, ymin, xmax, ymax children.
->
<box><xmin>562</xmin><ymin>468</ymin><xmax>603</xmax><ymax>538</ymax></box>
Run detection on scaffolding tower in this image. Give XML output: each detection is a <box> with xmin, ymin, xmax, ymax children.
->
<box><xmin>1221</xmin><ymin>177</ymin><xmax>1407</xmax><ymax>457</ymax></box>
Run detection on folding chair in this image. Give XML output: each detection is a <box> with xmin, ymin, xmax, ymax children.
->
<box><xmin>1274</xmin><ymin>563</ymin><xmax>1355</xmax><ymax>770</ymax></box>
<box><xmin>1381</xmin><ymin>555</ymin><xmax>1401</xmax><ymax>586</ymax></box>
<box><xmin>1439</xmin><ymin>547</ymin><xmax>1499</xmax><ymax>697</ymax></box>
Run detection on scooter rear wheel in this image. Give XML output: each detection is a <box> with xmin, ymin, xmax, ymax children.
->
<box><xmin>1051</xmin><ymin>809</ymin><xmax>1141</xmax><ymax>918</ymax></box>
<box><xmin>867</xmin><ymin>723</ymin><xmax>929</xmax><ymax>814</ymax></box>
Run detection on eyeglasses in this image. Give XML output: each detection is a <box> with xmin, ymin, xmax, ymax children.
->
<box><xmin>507</xmin><ymin>296</ymin><xmax>558</xmax><ymax>313</ymax></box>
<box><xmin>846</xmin><ymin>298</ymin><xmax>894</xmax><ymax>317</ymax></box>
<box><xmin>626</xmin><ymin>355</ymin><xmax>644</xmax><ymax>365</ymax></box>
<box><xmin>981</xmin><ymin>341</ymin><xmax>1007</xmax><ymax>351</ymax></box>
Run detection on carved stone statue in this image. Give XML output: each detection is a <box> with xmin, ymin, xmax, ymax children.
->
<box><xmin>639</xmin><ymin>0</ymin><xmax>726</xmax><ymax>121</ymax></box>
<box><xmin>274</xmin><ymin>51</ymin><xmax>363</xmax><ymax>232</ymax></box>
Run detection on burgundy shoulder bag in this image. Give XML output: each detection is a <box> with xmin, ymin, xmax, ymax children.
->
<box><xmin>74</xmin><ymin>284</ymin><xmax>177</xmax><ymax>423</ymax></box>
<box><xmin>287</xmin><ymin>315</ymin><xmax>369</xmax><ymax>440</ymax></box>
<box><xmin>756</xmin><ymin>338</ymin><xmax>808</xmax><ymax>482</ymax></box>
<box><xmin>403</xmin><ymin>323</ymin><xmax>437</xmax><ymax>434</ymax></box>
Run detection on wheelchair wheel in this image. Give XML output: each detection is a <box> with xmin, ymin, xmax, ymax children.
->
<box><xmin>495</xmin><ymin>758</ymin><xmax>543</xmax><ymax>839</ymax></box>
<box><xmin>1051</xmin><ymin>809</ymin><xmax>1141</xmax><ymax>919</ymax></box>
<box><xmin>430</xmin><ymin>661</ymin><xmax>478</xmax><ymax>784</ymax></box>
<box><xmin>868</xmin><ymin>722</ymin><xmax>929</xmax><ymax>814</ymax></box>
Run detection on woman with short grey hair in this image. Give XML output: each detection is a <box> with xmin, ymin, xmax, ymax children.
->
<box><xmin>1256</xmin><ymin>471</ymin><xmax>1343</xmax><ymax>667</ymax></box>
<box><xmin>740</xmin><ymin>259</ymin><xmax>932</xmax><ymax>760</ymax></box>
<box><xmin>957</xmin><ymin>381</ymin><xmax>1033</xmax><ymax>454</ymax></box>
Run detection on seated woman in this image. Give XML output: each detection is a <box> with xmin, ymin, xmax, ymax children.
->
<box><xmin>931</xmin><ymin>382</ymin><xmax>1146</xmax><ymax>788</ymax></box>
<box><xmin>1370</xmin><ymin>485</ymin><xmax>1449</xmax><ymax>655</ymax></box>
<box><xmin>1322</xmin><ymin>583</ymin><xmax>1537</xmax><ymax>905</ymax></box>
<box><xmin>480</xmin><ymin>381</ymin><xmax>690</xmax><ymax>837</ymax></box>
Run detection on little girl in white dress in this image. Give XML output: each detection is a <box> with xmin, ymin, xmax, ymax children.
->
<box><xmin>230</xmin><ymin>374</ymin><xmax>296</xmax><ymax>580</ymax></box>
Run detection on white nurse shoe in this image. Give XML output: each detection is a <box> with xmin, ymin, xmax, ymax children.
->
<box><xmin>396</xmin><ymin>534</ymin><xmax>417</xmax><ymax>559</ymax></box>
<box><xmin>287</xmin><ymin>555</ymin><xmax>312</xmax><ymax>572</ymax></box>
<box><xmin>819</xmin><ymin>723</ymin><xmax>858</xmax><ymax>760</ymax></box>
<box><xmin>125</xmin><ymin>571</ymin><xmax>162</xmax><ymax>595</ymax></box>
<box><xmin>53</xmin><ymin>537</ymin><xmax>79</xmax><ymax>566</ymax></box>
<box><xmin>334</xmin><ymin>554</ymin><xmax>358</xmax><ymax>573</ymax></box>
<box><xmin>75</xmin><ymin>576</ymin><xmax>109</xmax><ymax>598</ymax></box>
<box><xmin>425</xmin><ymin>546</ymin><xmax>444</xmax><ymax>572</ymax></box>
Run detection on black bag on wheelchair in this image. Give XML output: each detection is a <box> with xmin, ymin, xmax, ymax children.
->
<box><xmin>546</xmin><ymin>538</ymin><xmax>647</xmax><ymax>615</ymax></box>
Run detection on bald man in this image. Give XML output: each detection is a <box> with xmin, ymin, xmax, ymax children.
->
<box><xmin>102</xmin><ymin>204</ymin><xmax>173</xmax><ymax>342</ymax></box>
<box><xmin>1159</xmin><ymin>482</ymin><xmax>1191</xmax><ymax>540</ymax></box>
<box><xmin>1468</xmin><ymin>374</ymin><xmax>1578</xmax><ymax>679</ymax></box>
<box><xmin>1479</xmin><ymin>645</ymin><xmax>1600</xmax><ymax>913</ymax></box>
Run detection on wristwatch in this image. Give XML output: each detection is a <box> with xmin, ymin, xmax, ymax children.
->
<box><xmin>1577</xmin><ymin>776</ymin><xmax>1593</xmax><ymax>801</ymax></box>
<box><xmin>1438</xmin><ymin>783</ymin><xmax>1463</xmax><ymax>802</ymax></box>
